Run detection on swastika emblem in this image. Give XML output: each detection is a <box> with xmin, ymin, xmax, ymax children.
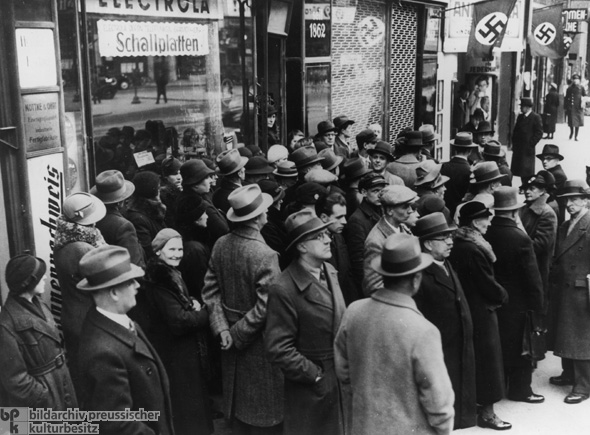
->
<box><xmin>563</xmin><ymin>35</ymin><xmax>573</xmax><ymax>50</ymax></box>
<box><xmin>475</xmin><ymin>12</ymin><xmax>509</xmax><ymax>46</ymax></box>
<box><xmin>534</xmin><ymin>22</ymin><xmax>556</xmax><ymax>46</ymax></box>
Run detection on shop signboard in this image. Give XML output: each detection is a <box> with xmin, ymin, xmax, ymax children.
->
<box><xmin>85</xmin><ymin>0</ymin><xmax>222</xmax><ymax>20</ymax></box>
<box><xmin>97</xmin><ymin>20</ymin><xmax>209</xmax><ymax>57</ymax></box>
<box><xmin>444</xmin><ymin>0</ymin><xmax>524</xmax><ymax>53</ymax></box>
<box><xmin>16</xmin><ymin>28</ymin><xmax>58</xmax><ymax>88</ymax></box>
<box><xmin>22</xmin><ymin>93</ymin><xmax>61</xmax><ymax>153</ymax></box>
<box><xmin>305</xmin><ymin>3</ymin><xmax>331</xmax><ymax>58</ymax></box>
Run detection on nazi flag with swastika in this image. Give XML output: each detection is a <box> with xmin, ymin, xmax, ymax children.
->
<box><xmin>528</xmin><ymin>3</ymin><xmax>566</xmax><ymax>59</ymax></box>
<box><xmin>467</xmin><ymin>0</ymin><xmax>517</xmax><ymax>59</ymax></box>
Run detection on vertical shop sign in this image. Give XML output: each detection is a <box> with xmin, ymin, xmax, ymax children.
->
<box><xmin>305</xmin><ymin>3</ymin><xmax>331</xmax><ymax>58</ymax></box>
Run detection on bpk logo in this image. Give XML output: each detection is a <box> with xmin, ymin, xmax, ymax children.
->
<box><xmin>534</xmin><ymin>22</ymin><xmax>556</xmax><ymax>46</ymax></box>
<box><xmin>0</xmin><ymin>408</ymin><xmax>28</xmax><ymax>434</ymax></box>
<box><xmin>475</xmin><ymin>12</ymin><xmax>509</xmax><ymax>46</ymax></box>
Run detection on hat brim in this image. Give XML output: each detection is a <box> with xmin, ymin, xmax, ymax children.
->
<box><xmin>90</xmin><ymin>181</ymin><xmax>135</xmax><ymax>205</ymax></box>
<box><xmin>183</xmin><ymin>167</ymin><xmax>216</xmax><ymax>186</ymax></box>
<box><xmin>470</xmin><ymin>173</ymin><xmax>507</xmax><ymax>185</ymax></box>
<box><xmin>72</xmin><ymin>199</ymin><xmax>107</xmax><ymax>225</ymax></box>
<box><xmin>419</xmin><ymin>225</ymin><xmax>457</xmax><ymax>241</ymax></box>
<box><xmin>493</xmin><ymin>201</ymin><xmax>525</xmax><ymax>211</ymax></box>
<box><xmin>77</xmin><ymin>264</ymin><xmax>145</xmax><ymax>291</ymax></box>
<box><xmin>296</xmin><ymin>156</ymin><xmax>325</xmax><ymax>169</ymax></box>
<box><xmin>536</xmin><ymin>153</ymin><xmax>564</xmax><ymax>161</ymax></box>
<box><xmin>556</xmin><ymin>192</ymin><xmax>590</xmax><ymax>198</ymax></box>
<box><xmin>337</xmin><ymin>120</ymin><xmax>355</xmax><ymax>129</ymax></box>
<box><xmin>286</xmin><ymin>220</ymin><xmax>334</xmax><ymax>252</ymax></box>
<box><xmin>483</xmin><ymin>150</ymin><xmax>506</xmax><ymax>158</ymax></box>
<box><xmin>227</xmin><ymin>193</ymin><xmax>274</xmax><ymax>223</ymax></box>
<box><xmin>342</xmin><ymin>167</ymin><xmax>373</xmax><ymax>181</ymax></box>
<box><xmin>431</xmin><ymin>175</ymin><xmax>450</xmax><ymax>189</ymax></box>
<box><xmin>371</xmin><ymin>253</ymin><xmax>433</xmax><ymax>277</ymax></box>
<box><xmin>452</xmin><ymin>142</ymin><xmax>478</xmax><ymax>148</ymax></box>
<box><xmin>216</xmin><ymin>156</ymin><xmax>248</xmax><ymax>176</ymax></box>
<box><xmin>324</xmin><ymin>155</ymin><xmax>344</xmax><ymax>172</ymax></box>
<box><xmin>245</xmin><ymin>167</ymin><xmax>275</xmax><ymax>175</ymax></box>
<box><xmin>459</xmin><ymin>208</ymin><xmax>493</xmax><ymax>221</ymax></box>
<box><xmin>273</xmin><ymin>169</ymin><xmax>298</xmax><ymax>178</ymax></box>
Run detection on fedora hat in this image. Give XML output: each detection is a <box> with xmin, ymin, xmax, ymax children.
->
<box><xmin>470</xmin><ymin>161</ymin><xmax>507</xmax><ymax>185</ymax></box>
<box><xmin>405</xmin><ymin>131</ymin><xmax>425</xmax><ymax>147</ymax></box>
<box><xmin>520</xmin><ymin>97</ymin><xmax>534</xmax><ymax>107</ymax></box>
<box><xmin>181</xmin><ymin>159</ymin><xmax>215</xmax><ymax>186</ymax></box>
<box><xmin>413</xmin><ymin>212</ymin><xmax>457</xmax><ymax>241</ymax></box>
<box><xmin>77</xmin><ymin>245</ymin><xmax>145</xmax><ymax>291</ymax></box>
<box><xmin>245</xmin><ymin>156</ymin><xmax>274</xmax><ymax>175</ymax></box>
<box><xmin>258</xmin><ymin>179</ymin><xmax>285</xmax><ymax>203</ymax></box>
<box><xmin>316</xmin><ymin>120</ymin><xmax>337</xmax><ymax>137</ymax></box>
<box><xmin>290</xmin><ymin>146</ymin><xmax>324</xmax><ymax>171</ymax></box>
<box><xmin>216</xmin><ymin>149</ymin><xmax>248</xmax><ymax>176</ymax></box>
<box><xmin>482</xmin><ymin>140</ymin><xmax>506</xmax><ymax>159</ymax></box>
<box><xmin>536</xmin><ymin>144</ymin><xmax>564</xmax><ymax>161</ymax></box>
<box><xmin>226</xmin><ymin>184</ymin><xmax>273</xmax><ymax>222</ymax></box>
<box><xmin>341</xmin><ymin>158</ymin><xmax>372</xmax><ymax>181</ymax></box>
<box><xmin>556</xmin><ymin>180</ymin><xmax>590</xmax><ymax>198</ymax></box>
<box><xmin>477</xmin><ymin>121</ymin><xmax>494</xmax><ymax>135</ymax></box>
<box><xmin>414</xmin><ymin>160</ymin><xmax>448</xmax><ymax>188</ymax></box>
<box><xmin>63</xmin><ymin>192</ymin><xmax>107</xmax><ymax>226</ymax></box>
<box><xmin>318</xmin><ymin>148</ymin><xmax>344</xmax><ymax>171</ymax></box>
<box><xmin>91</xmin><ymin>170</ymin><xmax>135</xmax><ymax>204</ymax></box>
<box><xmin>419</xmin><ymin>124</ymin><xmax>439</xmax><ymax>143</ymax></box>
<box><xmin>371</xmin><ymin>233</ymin><xmax>433</xmax><ymax>277</ymax></box>
<box><xmin>521</xmin><ymin>170</ymin><xmax>555</xmax><ymax>191</ymax></box>
<box><xmin>458</xmin><ymin>201</ymin><xmax>492</xmax><ymax>222</ymax></box>
<box><xmin>333</xmin><ymin>115</ymin><xmax>355</xmax><ymax>130</ymax></box>
<box><xmin>452</xmin><ymin>132</ymin><xmax>477</xmax><ymax>148</ymax></box>
<box><xmin>493</xmin><ymin>186</ymin><xmax>525</xmax><ymax>211</ymax></box>
<box><xmin>273</xmin><ymin>160</ymin><xmax>298</xmax><ymax>178</ymax></box>
<box><xmin>285</xmin><ymin>209</ymin><xmax>333</xmax><ymax>252</ymax></box>
<box><xmin>380</xmin><ymin>185</ymin><xmax>418</xmax><ymax>207</ymax></box>
<box><xmin>367</xmin><ymin>141</ymin><xmax>394</xmax><ymax>161</ymax></box>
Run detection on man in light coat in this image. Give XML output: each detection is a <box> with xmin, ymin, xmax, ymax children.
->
<box><xmin>335</xmin><ymin>233</ymin><xmax>454</xmax><ymax>435</ymax></box>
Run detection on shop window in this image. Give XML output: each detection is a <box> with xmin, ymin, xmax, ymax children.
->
<box><xmin>15</xmin><ymin>0</ymin><xmax>52</xmax><ymax>22</ymax></box>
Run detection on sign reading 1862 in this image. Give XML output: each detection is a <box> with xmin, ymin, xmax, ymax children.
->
<box><xmin>22</xmin><ymin>93</ymin><xmax>61</xmax><ymax>153</ymax></box>
<box><xmin>305</xmin><ymin>3</ymin><xmax>331</xmax><ymax>58</ymax></box>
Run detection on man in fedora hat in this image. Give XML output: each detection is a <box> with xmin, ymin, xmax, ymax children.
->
<box><xmin>441</xmin><ymin>132</ymin><xmax>479</xmax><ymax>216</ymax></box>
<box><xmin>363</xmin><ymin>185</ymin><xmax>419</xmax><ymax>296</ymax></box>
<box><xmin>565</xmin><ymin>73</ymin><xmax>586</xmax><ymax>141</ymax></box>
<box><xmin>482</xmin><ymin>140</ymin><xmax>512</xmax><ymax>186</ymax></box>
<box><xmin>92</xmin><ymin>170</ymin><xmax>145</xmax><ymax>268</ymax></box>
<box><xmin>511</xmin><ymin>97</ymin><xmax>543</xmax><ymax>179</ymax></box>
<box><xmin>335</xmin><ymin>233</ymin><xmax>454</xmax><ymax>434</ymax></box>
<box><xmin>316</xmin><ymin>120</ymin><xmax>338</xmax><ymax>155</ymax></box>
<box><xmin>283</xmin><ymin>145</ymin><xmax>325</xmax><ymax>208</ymax></box>
<box><xmin>386</xmin><ymin>131</ymin><xmax>426</xmax><ymax>188</ymax></box>
<box><xmin>413</xmin><ymin>213</ymin><xmax>476</xmax><ymax>429</ymax></box>
<box><xmin>537</xmin><ymin>144</ymin><xmax>568</xmax><ymax>224</ymax></box>
<box><xmin>265</xmin><ymin>209</ymin><xmax>346</xmax><ymax>435</ymax></box>
<box><xmin>414</xmin><ymin>160</ymin><xmax>451</xmax><ymax>223</ymax></box>
<box><xmin>202</xmin><ymin>184</ymin><xmax>284</xmax><ymax>433</ymax></box>
<box><xmin>548</xmin><ymin>180</ymin><xmax>590</xmax><ymax>403</ymax></box>
<box><xmin>486</xmin><ymin>186</ymin><xmax>544</xmax><ymax>404</ymax></box>
<box><xmin>368</xmin><ymin>141</ymin><xmax>404</xmax><ymax>186</ymax></box>
<box><xmin>76</xmin><ymin>245</ymin><xmax>174</xmax><ymax>435</ymax></box>
<box><xmin>333</xmin><ymin>115</ymin><xmax>355</xmax><ymax>158</ymax></box>
<box><xmin>244</xmin><ymin>156</ymin><xmax>274</xmax><ymax>186</ymax></box>
<box><xmin>212</xmin><ymin>148</ymin><xmax>248</xmax><ymax>214</ymax></box>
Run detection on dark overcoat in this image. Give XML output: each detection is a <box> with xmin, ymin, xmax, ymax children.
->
<box><xmin>329</xmin><ymin>233</ymin><xmax>361</xmax><ymax>305</ymax></box>
<box><xmin>261</xmin><ymin>206</ymin><xmax>291</xmax><ymax>270</ymax></box>
<box><xmin>565</xmin><ymin>83</ymin><xmax>586</xmax><ymax>127</ymax></box>
<box><xmin>202</xmin><ymin>225</ymin><xmax>283</xmax><ymax>427</ymax></box>
<box><xmin>548</xmin><ymin>164</ymin><xmax>568</xmax><ymax>224</ymax></box>
<box><xmin>176</xmin><ymin>189</ymin><xmax>229</xmax><ymax>249</ymax></box>
<box><xmin>265</xmin><ymin>260</ymin><xmax>346</xmax><ymax>435</ymax></box>
<box><xmin>511</xmin><ymin>111</ymin><xmax>543</xmax><ymax>178</ymax></box>
<box><xmin>486</xmin><ymin>216</ymin><xmax>544</xmax><ymax>367</ymax></box>
<box><xmin>212</xmin><ymin>177</ymin><xmax>240</xmax><ymax>215</ymax></box>
<box><xmin>441</xmin><ymin>156</ymin><xmax>472</xmax><ymax>216</ymax></box>
<box><xmin>549</xmin><ymin>211</ymin><xmax>590</xmax><ymax>359</ymax></box>
<box><xmin>0</xmin><ymin>295</ymin><xmax>77</xmax><ymax>409</ymax></box>
<box><xmin>543</xmin><ymin>89</ymin><xmax>559</xmax><ymax>133</ymax></box>
<box><xmin>78</xmin><ymin>309</ymin><xmax>174</xmax><ymax>435</ymax></box>
<box><xmin>140</xmin><ymin>259</ymin><xmax>213</xmax><ymax>435</ymax></box>
<box><xmin>449</xmin><ymin>228</ymin><xmax>508</xmax><ymax>404</ymax></box>
<box><xmin>415</xmin><ymin>262</ymin><xmax>476</xmax><ymax>429</ymax></box>
<box><xmin>96</xmin><ymin>209</ymin><xmax>145</xmax><ymax>268</ymax></box>
<box><xmin>126</xmin><ymin>196</ymin><xmax>167</xmax><ymax>259</ymax></box>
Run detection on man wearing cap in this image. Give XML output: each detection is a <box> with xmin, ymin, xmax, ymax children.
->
<box><xmin>413</xmin><ymin>213</ymin><xmax>476</xmax><ymax>429</ymax></box>
<box><xmin>353</xmin><ymin>129</ymin><xmax>377</xmax><ymax>166</ymax></box>
<box><xmin>202</xmin><ymin>184</ymin><xmax>284</xmax><ymax>433</ymax></box>
<box><xmin>511</xmin><ymin>97</ymin><xmax>543</xmax><ymax>180</ymax></box>
<box><xmin>92</xmin><ymin>170</ymin><xmax>145</xmax><ymax>268</ymax></box>
<box><xmin>76</xmin><ymin>245</ymin><xmax>173</xmax><ymax>435</ymax></box>
<box><xmin>0</xmin><ymin>254</ymin><xmax>77</xmax><ymax>409</ymax></box>
<box><xmin>565</xmin><ymin>73</ymin><xmax>586</xmax><ymax>141</ymax></box>
<box><xmin>486</xmin><ymin>186</ymin><xmax>545</xmax><ymax>403</ymax></box>
<box><xmin>482</xmin><ymin>140</ymin><xmax>512</xmax><ymax>186</ymax></box>
<box><xmin>386</xmin><ymin>131</ymin><xmax>426</xmax><ymax>188</ymax></box>
<box><xmin>368</xmin><ymin>141</ymin><xmax>404</xmax><ymax>186</ymax></box>
<box><xmin>537</xmin><ymin>144</ymin><xmax>568</xmax><ymax>224</ymax></box>
<box><xmin>441</xmin><ymin>132</ymin><xmax>479</xmax><ymax>216</ymax></box>
<box><xmin>212</xmin><ymin>149</ymin><xmax>248</xmax><ymax>214</ymax></box>
<box><xmin>549</xmin><ymin>180</ymin><xmax>590</xmax><ymax>403</ymax></box>
<box><xmin>346</xmin><ymin>173</ymin><xmax>387</xmax><ymax>293</ymax></box>
<box><xmin>363</xmin><ymin>185</ymin><xmax>418</xmax><ymax>296</ymax></box>
<box><xmin>335</xmin><ymin>233</ymin><xmax>455</xmax><ymax>435</ymax></box>
<box><xmin>265</xmin><ymin>209</ymin><xmax>346</xmax><ymax>435</ymax></box>
<box><xmin>333</xmin><ymin>115</ymin><xmax>354</xmax><ymax>158</ymax></box>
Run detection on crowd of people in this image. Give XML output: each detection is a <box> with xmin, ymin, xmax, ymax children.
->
<box><xmin>1</xmin><ymin>109</ymin><xmax>590</xmax><ymax>435</ymax></box>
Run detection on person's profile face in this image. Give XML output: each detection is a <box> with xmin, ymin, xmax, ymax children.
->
<box><xmin>542</xmin><ymin>157</ymin><xmax>559</xmax><ymax>170</ymax></box>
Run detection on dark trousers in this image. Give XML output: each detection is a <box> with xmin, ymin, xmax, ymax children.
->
<box><xmin>505</xmin><ymin>365</ymin><xmax>533</xmax><ymax>399</ymax></box>
<box><xmin>156</xmin><ymin>83</ymin><xmax>167</xmax><ymax>103</ymax></box>
<box><xmin>573</xmin><ymin>360</ymin><xmax>590</xmax><ymax>396</ymax></box>
<box><xmin>562</xmin><ymin>357</ymin><xmax>574</xmax><ymax>379</ymax></box>
<box><xmin>231</xmin><ymin>419</ymin><xmax>282</xmax><ymax>435</ymax></box>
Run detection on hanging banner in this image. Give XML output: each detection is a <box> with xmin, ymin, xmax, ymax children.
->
<box><xmin>466</xmin><ymin>0</ymin><xmax>517</xmax><ymax>58</ymax></box>
<box><xmin>528</xmin><ymin>4</ymin><xmax>565</xmax><ymax>59</ymax></box>
<box><xmin>85</xmin><ymin>0</ymin><xmax>222</xmax><ymax>20</ymax></box>
<box><xmin>97</xmin><ymin>20</ymin><xmax>209</xmax><ymax>57</ymax></box>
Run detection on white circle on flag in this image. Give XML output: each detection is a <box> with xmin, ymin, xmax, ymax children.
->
<box><xmin>534</xmin><ymin>22</ymin><xmax>556</xmax><ymax>46</ymax></box>
<box><xmin>475</xmin><ymin>12</ymin><xmax>509</xmax><ymax>46</ymax></box>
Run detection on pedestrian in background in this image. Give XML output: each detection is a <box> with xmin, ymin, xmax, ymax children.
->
<box><xmin>511</xmin><ymin>97</ymin><xmax>543</xmax><ymax>180</ymax></box>
<box><xmin>543</xmin><ymin>83</ymin><xmax>559</xmax><ymax>140</ymax></box>
<box><xmin>565</xmin><ymin>74</ymin><xmax>586</xmax><ymax>141</ymax></box>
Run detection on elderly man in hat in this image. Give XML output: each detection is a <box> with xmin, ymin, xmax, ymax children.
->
<box><xmin>333</xmin><ymin>115</ymin><xmax>355</xmax><ymax>158</ymax></box>
<box><xmin>441</xmin><ymin>132</ymin><xmax>479</xmax><ymax>216</ymax></box>
<box><xmin>315</xmin><ymin>120</ymin><xmax>338</xmax><ymax>153</ymax></box>
<box><xmin>92</xmin><ymin>170</ymin><xmax>145</xmax><ymax>268</ymax></box>
<box><xmin>212</xmin><ymin>149</ymin><xmax>248</xmax><ymax>214</ymax></box>
<box><xmin>511</xmin><ymin>97</ymin><xmax>543</xmax><ymax>180</ymax></box>
<box><xmin>76</xmin><ymin>245</ymin><xmax>174</xmax><ymax>435</ymax></box>
<box><xmin>548</xmin><ymin>181</ymin><xmax>590</xmax><ymax>403</ymax></box>
<box><xmin>413</xmin><ymin>213</ymin><xmax>476</xmax><ymax>429</ymax></box>
<box><xmin>335</xmin><ymin>233</ymin><xmax>454</xmax><ymax>435</ymax></box>
<box><xmin>202</xmin><ymin>184</ymin><xmax>284</xmax><ymax>433</ymax></box>
<box><xmin>537</xmin><ymin>144</ymin><xmax>568</xmax><ymax>224</ymax></box>
<box><xmin>368</xmin><ymin>141</ymin><xmax>404</xmax><ymax>186</ymax></box>
<box><xmin>485</xmin><ymin>186</ymin><xmax>544</xmax><ymax>404</ymax></box>
<box><xmin>265</xmin><ymin>209</ymin><xmax>346</xmax><ymax>435</ymax></box>
<box><xmin>565</xmin><ymin>73</ymin><xmax>586</xmax><ymax>141</ymax></box>
<box><xmin>387</xmin><ymin>131</ymin><xmax>426</xmax><ymax>187</ymax></box>
<box><xmin>0</xmin><ymin>254</ymin><xmax>77</xmax><ymax>409</ymax></box>
<box><xmin>482</xmin><ymin>140</ymin><xmax>512</xmax><ymax>186</ymax></box>
<box><xmin>363</xmin><ymin>185</ymin><xmax>418</xmax><ymax>296</ymax></box>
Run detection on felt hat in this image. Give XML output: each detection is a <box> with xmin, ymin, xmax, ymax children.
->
<box><xmin>318</xmin><ymin>148</ymin><xmax>344</xmax><ymax>171</ymax></box>
<box><xmin>521</xmin><ymin>170</ymin><xmax>555</xmax><ymax>191</ymax></box>
<box><xmin>367</xmin><ymin>141</ymin><xmax>394</xmax><ymax>161</ymax></box>
<box><xmin>413</xmin><ymin>212</ymin><xmax>457</xmax><ymax>241</ymax></box>
<box><xmin>520</xmin><ymin>97</ymin><xmax>534</xmax><ymax>107</ymax></box>
<box><xmin>380</xmin><ymin>184</ymin><xmax>418</xmax><ymax>207</ymax></box>
<box><xmin>416</xmin><ymin>195</ymin><xmax>446</xmax><ymax>218</ymax></box>
<box><xmin>536</xmin><ymin>144</ymin><xmax>564</xmax><ymax>161</ymax></box>
<box><xmin>493</xmin><ymin>186</ymin><xmax>525</xmax><ymax>211</ymax></box>
<box><xmin>175</xmin><ymin>195</ymin><xmax>208</xmax><ymax>226</ymax></box>
<box><xmin>452</xmin><ymin>132</ymin><xmax>477</xmax><ymax>148</ymax></box>
<box><xmin>316</xmin><ymin>121</ymin><xmax>337</xmax><ymax>137</ymax></box>
<box><xmin>152</xmin><ymin>228</ymin><xmax>182</xmax><ymax>253</ymax></box>
<box><xmin>333</xmin><ymin>115</ymin><xmax>355</xmax><ymax>130</ymax></box>
<box><xmin>341</xmin><ymin>158</ymin><xmax>372</xmax><ymax>181</ymax></box>
<box><xmin>296</xmin><ymin>182</ymin><xmax>328</xmax><ymax>205</ymax></box>
<box><xmin>356</xmin><ymin>129</ymin><xmax>377</xmax><ymax>149</ymax></box>
<box><xmin>5</xmin><ymin>254</ymin><xmax>47</xmax><ymax>295</ymax></box>
<box><xmin>267</xmin><ymin>145</ymin><xmax>289</xmax><ymax>164</ymax></box>
<box><xmin>405</xmin><ymin>131</ymin><xmax>426</xmax><ymax>147</ymax></box>
<box><xmin>285</xmin><ymin>209</ymin><xmax>333</xmax><ymax>252</ymax></box>
<box><xmin>161</xmin><ymin>156</ymin><xmax>182</xmax><ymax>177</ymax></box>
<box><xmin>371</xmin><ymin>233</ymin><xmax>433</xmax><ymax>277</ymax></box>
<box><xmin>237</xmin><ymin>146</ymin><xmax>253</xmax><ymax>158</ymax></box>
<box><xmin>477</xmin><ymin>121</ymin><xmax>494</xmax><ymax>135</ymax></box>
<box><xmin>227</xmin><ymin>184</ymin><xmax>273</xmax><ymax>222</ymax></box>
<box><xmin>258</xmin><ymin>179</ymin><xmax>285</xmax><ymax>203</ymax></box>
<box><xmin>181</xmin><ymin>159</ymin><xmax>215</xmax><ymax>186</ymax></box>
<box><xmin>419</xmin><ymin>124</ymin><xmax>439</xmax><ymax>143</ymax></box>
<box><xmin>458</xmin><ymin>201</ymin><xmax>492</xmax><ymax>222</ymax></box>
<box><xmin>273</xmin><ymin>160</ymin><xmax>298</xmax><ymax>178</ymax></box>
<box><xmin>132</xmin><ymin>171</ymin><xmax>161</xmax><ymax>199</ymax></box>
<box><xmin>290</xmin><ymin>146</ymin><xmax>324</xmax><ymax>171</ymax></box>
<box><xmin>245</xmin><ymin>156</ymin><xmax>274</xmax><ymax>175</ymax></box>
<box><xmin>358</xmin><ymin>173</ymin><xmax>387</xmax><ymax>191</ymax></box>
<box><xmin>556</xmin><ymin>180</ymin><xmax>590</xmax><ymax>198</ymax></box>
<box><xmin>414</xmin><ymin>160</ymin><xmax>448</xmax><ymax>188</ymax></box>
<box><xmin>266</xmin><ymin>104</ymin><xmax>278</xmax><ymax>116</ymax></box>
<box><xmin>216</xmin><ymin>149</ymin><xmax>248</xmax><ymax>176</ymax></box>
<box><xmin>91</xmin><ymin>170</ymin><xmax>135</xmax><ymax>204</ymax></box>
<box><xmin>482</xmin><ymin>140</ymin><xmax>506</xmax><ymax>159</ymax></box>
<box><xmin>63</xmin><ymin>192</ymin><xmax>107</xmax><ymax>226</ymax></box>
<box><xmin>77</xmin><ymin>245</ymin><xmax>145</xmax><ymax>291</ymax></box>
<box><xmin>470</xmin><ymin>161</ymin><xmax>507</xmax><ymax>185</ymax></box>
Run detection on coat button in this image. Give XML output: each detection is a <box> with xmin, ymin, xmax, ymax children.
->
<box><xmin>146</xmin><ymin>367</ymin><xmax>153</xmax><ymax>375</ymax></box>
